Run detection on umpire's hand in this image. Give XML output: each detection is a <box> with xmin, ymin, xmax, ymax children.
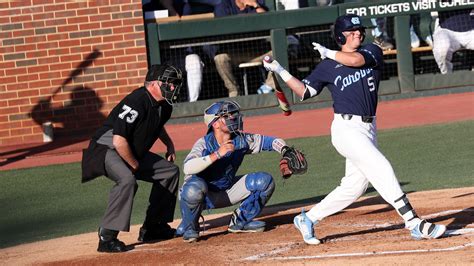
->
<box><xmin>166</xmin><ymin>148</ymin><xmax>176</xmax><ymax>162</ymax></box>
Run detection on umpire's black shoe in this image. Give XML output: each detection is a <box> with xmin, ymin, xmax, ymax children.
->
<box><xmin>138</xmin><ymin>223</ymin><xmax>176</xmax><ymax>242</ymax></box>
<box><xmin>97</xmin><ymin>227</ymin><xmax>127</xmax><ymax>253</ymax></box>
<box><xmin>97</xmin><ymin>238</ymin><xmax>127</xmax><ymax>253</ymax></box>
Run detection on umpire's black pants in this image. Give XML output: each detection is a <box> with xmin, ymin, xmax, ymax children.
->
<box><xmin>100</xmin><ymin>149</ymin><xmax>179</xmax><ymax>232</ymax></box>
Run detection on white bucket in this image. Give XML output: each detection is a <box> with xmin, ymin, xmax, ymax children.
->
<box><xmin>42</xmin><ymin>122</ymin><xmax>54</xmax><ymax>142</ymax></box>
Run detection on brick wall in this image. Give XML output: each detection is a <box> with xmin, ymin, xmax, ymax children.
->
<box><xmin>0</xmin><ymin>0</ymin><xmax>148</xmax><ymax>146</ymax></box>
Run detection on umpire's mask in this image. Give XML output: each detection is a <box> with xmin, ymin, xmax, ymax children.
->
<box><xmin>146</xmin><ymin>64</ymin><xmax>183</xmax><ymax>105</ymax></box>
<box><xmin>204</xmin><ymin>100</ymin><xmax>243</xmax><ymax>134</ymax></box>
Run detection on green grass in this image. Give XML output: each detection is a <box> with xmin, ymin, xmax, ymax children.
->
<box><xmin>1</xmin><ymin>120</ymin><xmax>473</xmax><ymax>248</ymax></box>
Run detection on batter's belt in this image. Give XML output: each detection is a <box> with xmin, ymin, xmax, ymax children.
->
<box><xmin>338</xmin><ymin>113</ymin><xmax>375</xmax><ymax>123</ymax></box>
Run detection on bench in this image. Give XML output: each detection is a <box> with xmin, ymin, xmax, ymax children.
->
<box><xmin>382</xmin><ymin>45</ymin><xmax>432</xmax><ymax>55</ymax></box>
<box><xmin>238</xmin><ymin>51</ymin><xmax>272</xmax><ymax>95</ymax></box>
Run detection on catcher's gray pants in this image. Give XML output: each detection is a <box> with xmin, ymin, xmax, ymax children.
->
<box><xmin>100</xmin><ymin>149</ymin><xmax>179</xmax><ymax>232</ymax></box>
<box><xmin>181</xmin><ymin>172</ymin><xmax>275</xmax><ymax>211</ymax></box>
<box><xmin>207</xmin><ymin>174</ymin><xmax>250</xmax><ymax>208</ymax></box>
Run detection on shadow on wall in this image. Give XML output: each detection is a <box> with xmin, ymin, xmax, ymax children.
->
<box><xmin>0</xmin><ymin>49</ymin><xmax>106</xmax><ymax>167</ymax></box>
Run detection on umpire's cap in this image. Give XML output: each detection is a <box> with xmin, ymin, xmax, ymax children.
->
<box><xmin>145</xmin><ymin>64</ymin><xmax>182</xmax><ymax>83</ymax></box>
<box><xmin>333</xmin><ymin>14</ymin><xmax>366</xmax><ymax>46</ymax></box>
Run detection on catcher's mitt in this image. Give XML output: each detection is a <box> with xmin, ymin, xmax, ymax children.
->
<box><xmin>280</xmin><ymin>146</ymin><xmax>308</xmax><ymax>179</ymax></box>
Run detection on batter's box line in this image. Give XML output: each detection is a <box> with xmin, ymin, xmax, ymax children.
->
<box><xmin>241</xmin><ymin>228</ymin><xmax>474</xmax><ymax>261</ymax></box>
<box><xmin>241</xmin><ymin>209</ymin><xmax>474</xmax><ymax>261</ymax></box>
<box><xmin>423</xmin><ymin>209</ymin><xmax>473</xmax><ymax>219</ymax></box>
<box><xmin>242</xmin><ymin>242</ymin><xmax>474</xmax><ymax>261</ymax></box>
<box><xmin>446</xmin><ymin>228</ymin><xmax>474</xmax><ymax>236</ymax></box>
<box><xmin>242</xmin><ymin>243</ymin><xmax>300</xmax><ymax>261</ymax></box>
<box><xmin>329</xmin><ymin>208</ymin><xmax>473</xmax><ymax>229</ymax></box>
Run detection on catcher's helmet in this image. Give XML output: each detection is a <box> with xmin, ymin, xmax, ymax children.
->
<box><xmin>145</xmin><ymin>64</ymin><xmax>183</xmax><ymax>105</ymax></box>
<box><xmin>333</xmin><ymin>14</ymin><xmax>366</xmax><ymax>46</ymax></box>
<box><xmin>204</xmin><ymin>100</ymin><xmax>243</xmax><ymax>134</ymax></box>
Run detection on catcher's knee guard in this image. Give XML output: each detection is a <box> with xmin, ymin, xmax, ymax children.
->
<box><xmin>176</xmin><ymin>177</ymin><xmax>207</xmax><ymax>237</ymax></box>
<box><xmin>245</xmin><ymin>172</ymin><xmax>275</xmax><ymax>203</ymax></box>
<box><xmin>230</xmin><ymin>172</ymin><xmax>275</xmax><ymax>228</ymax></box>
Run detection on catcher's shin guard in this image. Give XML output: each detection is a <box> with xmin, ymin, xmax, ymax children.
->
<box><xmin>229</xmin><ymin>172</ymin><xmax>274</xmax><ymax>231</ymax></box>
<box><xmin>176</xmin><ymin>178</ymin><xmax>207</xmax><ymax>242</ymax></box>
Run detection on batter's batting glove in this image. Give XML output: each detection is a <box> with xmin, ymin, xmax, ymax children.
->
<box><xmin>312</xmin><ymin>42</ymin><xmax>336</xmax><ymax>60</ymax></box>
<box><xmin>263</xmin><ymin>59</ymin><xmax>285</xmax><ymax>74</ymax></box>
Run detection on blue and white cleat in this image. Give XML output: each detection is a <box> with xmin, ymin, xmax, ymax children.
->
<box><xmin>183</xmin><ymin>229</ymin><xmax>199</xmax><ymax>243</ymax></box>
<box><xmin>293</xmin><ymin>209</ymin><xmax>320</xmax><ymax>245</ymax></box>
<box><xmin>228</xmin><ymin>220</ymin><xmax>266</xmax><ymax>233</ymax></box>
<box><xmin>410</xmin><ymin>220</ymin><xmax>446</xmax><ymax>240</ymax></box>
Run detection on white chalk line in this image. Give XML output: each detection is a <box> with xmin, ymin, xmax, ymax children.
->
<box><xmin>423</xmin><ymin>209</ymin><xmax>473</xmax><ymax>219</ymax></box>
<box><xmin>241</xmin><ymin>229</ymin><xmax>474</xmax><ymax>261</ymax></box>
<box><xmin>446</xmin><ymin>228</ymin><xmax>474</xmax><ymax>236</ymax></box>
<box><xmin>346</xmin><ymin>208</ymin><xmax>473</xmax><ymax>228</ymax></box>
<box><xmin>131</xmin><ymin>209</ymin><xmax>474</xmax><ymax>256</ymax></box>
<box><xmin>254</xmin><ymin>242</ymin><xmax>474</xmax><ymax>261</ymax></box>
<box><xmin>241</xmin><ymin>209</ymin><xmax>474</xmax><ymax>261</ymax></box>
<box><xmin>243</xmin><ymin>243</ymin><xmax>300</xmax><ymax>261</ymax></box>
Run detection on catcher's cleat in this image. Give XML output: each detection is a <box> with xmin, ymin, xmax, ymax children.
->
<box><xmin>228</xmin><ymin>220</ymin><xmax>265</xmax><ymax>233</ymax></box>
<box><xmin>294</xmin><ymin>209</ymin><xmax>320</xmax><ymax>245</ymax></box>
<box><xmin>138</xmin><ymin>223</ymin><xmax>176</xmax><ymax>242</ymax></box>
<box><xmin>410</xmin><ymin>220</ymin><xmax>446</xmax><ymax>240</ymax></box>
<box><xmin>183</xmin><ymin>229</ymin><xmax>199</xmax><ymax>243</ymax></box>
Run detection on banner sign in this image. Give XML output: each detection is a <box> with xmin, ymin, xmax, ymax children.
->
<box><xmin>344</xmin><ymin>0</ymin><xmax>473</xmax><ymax>17</ymax></box>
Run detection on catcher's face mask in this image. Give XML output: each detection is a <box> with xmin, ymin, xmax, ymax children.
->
<box><xmin>204</xmin><ymin>100</ymin><xmax>243</xmax><ymax>134</ymax></box>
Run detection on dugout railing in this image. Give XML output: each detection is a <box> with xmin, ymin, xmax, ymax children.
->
<box><xmin>145</xmin><ymin>0</ymin><xmax>474</xmax><ymax>121</ymax></box>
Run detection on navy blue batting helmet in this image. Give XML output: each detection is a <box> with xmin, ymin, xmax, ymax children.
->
<box><xmin>333</xmin><ymin>14</ymin><xmax>366</xmax><ymax>46</ymax></box>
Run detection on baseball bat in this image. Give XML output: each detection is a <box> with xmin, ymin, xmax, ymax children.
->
<box><xmin>263</xmin><ymin>56</ymin><xmax>292</xmax><ymax>116</ymax></box>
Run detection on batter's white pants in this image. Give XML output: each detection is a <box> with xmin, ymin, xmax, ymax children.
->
<box><xmin>185</xmin><ymin>54</ymin><xmax>203</xmax><ymax>102</ymax></box>
<box><xmin>432</xmin><ymin>27</ymin><xmax>474</xmax><ymax>74</ymax></box>
<box><xmin>306</xmin><ymin>114</ymin><xmax>405</xmax><ymax>222</ymax></box>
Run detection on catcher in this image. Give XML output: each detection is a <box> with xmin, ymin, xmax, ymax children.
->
<box><xmin>175</xmin><ymin>100</ymin><xmax>307</xmax><ymax>242</ymax></box>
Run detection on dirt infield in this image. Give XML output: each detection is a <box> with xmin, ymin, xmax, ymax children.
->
<box><xmin>1</xmin><ymin>187</ymin><xmax>473</xmax><ymax>265</ymax></box>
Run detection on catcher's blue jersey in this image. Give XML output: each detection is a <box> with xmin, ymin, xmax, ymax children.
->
<box><xmin>184</xmin><ymin>132</ymin><xmax>276</xmax><ymax>191</ymax></box>
<box><xmin>303</xmin><ymin>43</ymin><xmax>383</xmax><ymax>116</ymax></box>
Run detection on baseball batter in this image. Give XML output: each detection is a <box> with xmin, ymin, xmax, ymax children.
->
<box><xmin>263</xmin><ymin>14</ymin><xmax>446</xmax><ymax>245</ymax></box>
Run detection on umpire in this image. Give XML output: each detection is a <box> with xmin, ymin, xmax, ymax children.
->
<box><xmin>81</xmin><ymin>64</ymin><xmax>183</xmax><ymax>253</ymax></box>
